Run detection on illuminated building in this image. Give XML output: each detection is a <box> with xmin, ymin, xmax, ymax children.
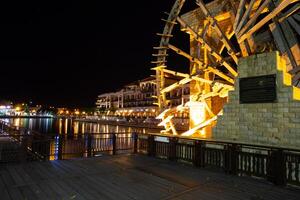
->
<box><xmin>96</xmin><ymin>76</ymin><xmax>190</xmax><ymax>120</ymax></box>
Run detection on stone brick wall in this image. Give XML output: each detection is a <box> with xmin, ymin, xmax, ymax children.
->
<box><xmin>213</xmin><ymin>51</ymin><xmax>300</xmax><ymax>149</ymax></box>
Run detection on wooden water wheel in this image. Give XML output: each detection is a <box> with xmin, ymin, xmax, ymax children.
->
<box><xmin>152</xmin><ymin>0</ymin><xmax>300</xmax><ymax>137</ymax></box>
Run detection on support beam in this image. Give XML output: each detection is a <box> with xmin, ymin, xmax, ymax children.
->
<box><xmin>237</xmin><ymin>0</ymin><xmax>272</xmax><ymax>38</ymax></box>
<box><xmin>160</xmin><ymin>77</ymin><xmax>192</xmax><ymax>93</ymax></box>
<box><xmin>177</xmin><ymin>17</ymin><xmax>238</xmax><ymax>77</ymax></box>
<box><xmin>239</xmin><ymin>0</ymin><xmax>300</xmax><ymax>43</ymax></box>
<box><xmin>168</xmin><ymin>44</ymin><xmax>204</xmax><ymax>68</ymax></box>
<box><xmin>235</xmin><ymin>0</ymin><xmax>256</xmax><ymax>34</ymax></box>
<box><xmin>206</xmin><ymin>67</ymin><xmax>234</xmax><ymax>84</ymax></box>
<box><xmin>181</xmin><ymin>115</ymin><xmax>218</xmax><ymax>137</ymax></box>
<box><xmin>168</xmin><ymin>44</ymin><xmax>234</xmax><ymax>84</ymax></box>
<box><xmin>196</xmin><ymin>0</ymin><xmax>238</xmax><ymax>64</ymax></box>
<box><xmin>278</xmin><ymin>3</ymin><xmax>300</xmax><ymax>22</ymax></box>
<box><xmin>287</xmin><ymin>16</ymin><xmax>300</xmax><ymax>35</ymax></box>
<box><xmin>233</xmin><ymin>0</ymin><xmax>246</xmax><ymax>31</ymax></box>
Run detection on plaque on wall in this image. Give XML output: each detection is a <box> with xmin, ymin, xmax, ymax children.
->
<box><xmin>240</xmin><ymin>74</ymin><xmax>277</xmax><ymax>104</ymax></box>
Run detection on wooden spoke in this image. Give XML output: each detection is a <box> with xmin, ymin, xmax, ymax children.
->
<box><xmin>287</xmin><ymin>17</ymin><xmax>300</xmax><ymax>35</ymax></box>
<box><xmin>160</xmin><ymin>77</ymin><xmax>192</xmax><ymax>94</ymax></box>
<box><xmin>196</xmin><ymin>0</ymin><xmax>239</xmax><ymax>64</ymax></box>
<box><xmin>168</xmin><ymin>44</ymin><xmax>204</xmax><ymax>67</ymax></box>
<box><xmin>233</xmin><ymin>0</ymin><xmax>246</xmax><ymax>31</ymax></box>
<box><xmin>177</xmin><ymin>17</ymin><xmax>238</xmax><ymax>77</ymax></box>
<box><xmin>278</xmin><ymin>3</ymin><xmax>300</xmax><ymax>22</ymax></box>
<box><xmin>235</xmin><ymin>0</ymin><xmax>256</xmax><ymax>34</ymax></box>
<box><xmin>168</xmin><ymin>43</ymin><xmax>234</xmax><ymax>84</ymax></box>
<box><xmin>239</xmin><ymin>0</ymin><xmax>299</xmax><ymax>43</ymax></box>
<box><xmin>237</xmin><ymin>0</ymin><xmax>272</xmax><ymax>38</ymax></box>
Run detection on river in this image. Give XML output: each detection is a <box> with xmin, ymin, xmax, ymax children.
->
<box><xmin>1</xmin><ymin>117</ymin><xmax>153</xmax><ymax>135</ymax></box>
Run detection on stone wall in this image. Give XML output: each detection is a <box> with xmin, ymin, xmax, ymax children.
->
<box><xmin>213</xmin><ymin>51</ymin><xmax>300</xmax><ymax>149</ymax></box>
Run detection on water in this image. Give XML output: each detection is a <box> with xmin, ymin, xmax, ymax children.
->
<box><xmin>2</xmin><ymin>117</ymin><xmax>151</xmax><ymax>135</ymax></box>
<box><xmin>1</xmin><ymin>117</ymin><xmax>156</xmax><ymax>160</ymax></box>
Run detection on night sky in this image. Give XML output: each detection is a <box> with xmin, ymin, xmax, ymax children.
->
<box><xmin>0</xmin><ymin>0</ymin><xmax>202</xmax><ymax>108</ymax></box>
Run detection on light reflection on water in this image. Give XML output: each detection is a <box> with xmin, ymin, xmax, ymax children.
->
<box><xmin>3</xmin><ymin>118</ymin><xmax>152</xmax><ymax>160</ymax></box>
<box><xmin>4</xmin><ymin>118</ymin><xmax>149</xmax><ymax>134</ymax></box>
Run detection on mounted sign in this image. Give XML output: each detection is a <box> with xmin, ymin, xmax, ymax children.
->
<box><xmin>240</xmin><ymin>74</ymin><xmax>277</xmax><ymax>104</ymax></box>
<box><xmin>154</xmin><ymin>136</ymin><xmax>169</xmax><ymax>143</ymax></box>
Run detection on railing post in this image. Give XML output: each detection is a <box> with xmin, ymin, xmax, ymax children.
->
<box><xmin>112</xmin><ymin>133</ymin><xmax>117</xmax><ymax>155</ymax></box>
<box><xmin>44</xmin><ymin>139</ymin><xmax>51</xmax><ymax>161</ymax></box>
<box><xmin>58</xmin><ymin>135</ymin><xmax>63</xmax><ymax>160</ymax></box>
<box><xmin>267</xmin><ymin>149</ymin><xmax>286</xmax><ymax>186</ymax></box>
<box><xmin>133</xmin><ymin>132</ymin><xmax>138</xmax><ymax>154</ymax></box>
<box><xmin>226</xmin><ymin>143</ymin><xmax>239</xmax><ymax>175</ymax></box>
<box><xmin>87</xmin><ymin>134</ymin><xmax>93</xmax><ymax>157</ymax></box>
<box><xmin>168</xmin><ymin>137</ymin><xmax>178</xmax><ymax>161</ymax></box>
<box><xmin>20</xmin><ymin>137</ymin><xmax>28</xmax><ymax>163</ymax></box>
<box><xmin>147</xmin><ymin>135</ymin><xmax>156</xmax><ymax>157</ymax></box>
<box><xmin>194</xmin><ymin>140</ymin><xmax>205</xmax><ymax>167</ymax></box>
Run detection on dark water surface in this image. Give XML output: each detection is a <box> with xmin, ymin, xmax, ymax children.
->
<box><xmin>2</xmin><ymin>117</ymin><xmax>150</xmax><ymax>134</ymax></box>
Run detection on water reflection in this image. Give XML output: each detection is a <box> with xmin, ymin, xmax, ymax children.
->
<box><xmin>4</xmin><ymin>118</ymin><xmax>150</xmax><ymax>135</ymax></box>
<box><xmin>2</xmin><ymin>118</ymin><xmax>152</xmax><ymax>160</ymax></box>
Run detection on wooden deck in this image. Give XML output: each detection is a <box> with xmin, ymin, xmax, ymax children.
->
<box><xmin>0</xmin><ymin>155</ymin><xmax>300</xmax><ymax>200</ymax></box>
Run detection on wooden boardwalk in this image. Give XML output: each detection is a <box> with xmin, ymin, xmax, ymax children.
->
<box><xmin>0</xmin><ymin>155</ymin><xmax>300</xmax><ymax>200</ymax></box>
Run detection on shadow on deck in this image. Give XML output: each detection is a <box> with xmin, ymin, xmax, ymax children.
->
<box><xmin>0</xmin><ymin>154</ymin><xmax>300</xmax><ymax>200</ymax></box>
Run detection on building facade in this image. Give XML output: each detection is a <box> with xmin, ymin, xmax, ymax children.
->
<box><xmin>96</xmin><ymin>76</ymin><xmax>190</xmax><ymax>118</ymax></box>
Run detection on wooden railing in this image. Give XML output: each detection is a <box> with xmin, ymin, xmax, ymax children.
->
<box><xmin>1</xmin><ymin>121</ymin><xmax>300</xmax><ymax>187</ymax></box>
<box><xmin>138</xmin><ymin>134</ymin><xmax>300</xmax><ymax>187</ymax></box>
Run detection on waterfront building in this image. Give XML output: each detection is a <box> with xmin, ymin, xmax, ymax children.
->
<box><xmin>96</xmin><ymin>76</ymin><xmax>190</xmax><ymax>119</ymax></box>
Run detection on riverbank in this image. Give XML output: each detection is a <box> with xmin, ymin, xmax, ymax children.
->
<box><xmin>74</xmin><ymin>118</ymin><xmax>189</xmax><ymax>132</ymax></box>
<box><xmin>73</xmin><ymin>118</ymin><xmax>163</xmax><ymax>130</ymax></box>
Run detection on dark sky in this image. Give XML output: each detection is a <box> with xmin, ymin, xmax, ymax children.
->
<box><xmin>0</xmin><ymin>0</ymin><xmax>201</xmax><ymax>108</ymax></box>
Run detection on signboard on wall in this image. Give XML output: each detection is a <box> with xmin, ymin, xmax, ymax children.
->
<box><xmin>240</xmin><ymin>74</ymin><xmax>277</xmax><ymax>104</ymax></box>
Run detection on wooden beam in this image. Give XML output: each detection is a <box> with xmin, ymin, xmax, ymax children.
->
<box><xmin>177</xmin><ymin>17</ymin><xmax>238</xmax><ymax>77</ymax></box>
<box><xmin>278</xmin><ymin>3</ymin><xmax>300</xmax><ymax>22</ymax></box>
<box><xmin>292</xmin><ymin>72</ymin><xmax>300</xmax><ymax>85</ymax></box>
<box><xmin>239</xmin><ymin>0</ymin><xmax>300</xmax><ymax>43</ymax></box>
<box><xmin>206</xmin><ymin>67</ymin><xmax>234</xmax><ymax>84</ymax></box>
<box><xmin>168</xmin><ymin>43</ymin><xmax>235</xmax><ymax>84</ymax></box>
<box><xmin>196</xmin><ymin>0</ymin><xmax>238</xmax><ymax>64</ymax></box>
<box><xmin>287</xmin><ymin>16</ymin><xmax>300</xmax><ymax>35</ymax></box>
<box><xmin>233</xmin><ymin>0</ymin><xmax>246</xmax><ymax>31</ymax></box>
<box><xmin>161</xmin><ymin>68</ymin><xmax>213</xmax><ymax>84</ymax></box>
<box><xmin>237</xmin><ymin>0</ymin><xmax>272</xmax><ymax>38</ymax></box>
<box><xmin>235</xmin><ymin>0</ymin><xmax>256</xmax><ymax>34</ymax></box>
<box><xmin>168</xmin><ymin>44</ymin><xmax>204</xmax><ymax>68</ymax></box>
<box><xmin>269</xmin><ymin>22</ymin><xmax>298</xmax><ymax>72</ymax></box>
<box><xmin>289</xmin><ymin>66</ymin><xmax>300</xmax><ymax>74</ymax></box>
<box><xmin>160</xmin><ymin>77</ymin><xmax>192</xmax><ymax>93</ymax></box>
<box><xmin>181</xmin><ymin>115</ymin><xmax>218</xmax><ymax>137</ymax></box>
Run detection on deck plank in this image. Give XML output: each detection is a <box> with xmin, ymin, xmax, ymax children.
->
<box><xmin>0</xmin><ymin>155</ymin><xmax>299</xmax><ymax>200</ymax></box>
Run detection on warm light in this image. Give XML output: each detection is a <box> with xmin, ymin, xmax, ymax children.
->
<box><xmin>75</xmin><ymin>111</ymin><xmax>80</xmax><ymax>115</ymax></box>
<box><xmin>188</xmin><ymin>101</ymin><xmax>206</xmax><ymax>136</ymax></box>
<box><xmin>15</xmin><ymin>106</ymin><xmax>21</xmax><ymax>111</ymax></box>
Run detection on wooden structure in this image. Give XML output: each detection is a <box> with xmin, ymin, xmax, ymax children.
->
<box><xmin>1</xmin><ymin>155</ymin><xmax>300</xmax><ymax>200</ymax></box>
<box><xmin>152</xmin><ymin>0</ymin><xmax>300</xmax><ymax>137</ymax></box>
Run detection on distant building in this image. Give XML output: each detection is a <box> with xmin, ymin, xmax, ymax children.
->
<box><xmin>96</xmin><ymin>76</ymin><xmax>190</xmax><ymax>118</ymax></box>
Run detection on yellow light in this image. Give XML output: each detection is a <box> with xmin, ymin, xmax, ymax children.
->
<box><xmin>75</xmin><ymin>111</ymin><xmax>80</xmax><ymax>115</ymax></box>
<box><xmin>15</xmin><ymin>106</ymin><xmax>21</xmax><ymax>111</ymax></box>
<box><xmin>188</xmin><ymin>101</ymin><xmax>206</xmax><ymax>136</ymax></box>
